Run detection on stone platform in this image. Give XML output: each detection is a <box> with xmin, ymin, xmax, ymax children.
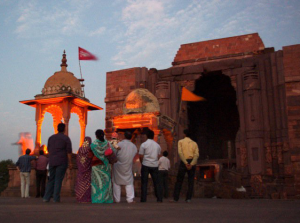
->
<box><xmin>0</xmin><ymin>197</ymin><xmax>300</xmax><ymax>223</ymax></box>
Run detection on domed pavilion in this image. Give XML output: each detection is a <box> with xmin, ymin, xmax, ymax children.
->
<box><xmin>20</xmin><ymin>51</ymin><xmax>102</xmax><ymax>154</ymax></box>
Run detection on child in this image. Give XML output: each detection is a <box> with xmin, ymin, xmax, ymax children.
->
<box><xmin>110</xmin><ymin>132</ymin><xmax>120</xmax><ymax>150</ymax></box>
<box><xmin>158</xmin><ymin>151</ymin><xmax>170</xmax><ymax>198</ymax></box>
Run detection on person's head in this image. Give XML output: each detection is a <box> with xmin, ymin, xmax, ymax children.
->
<box><xmin>95</xmin><ymin>129</ymin><xmax>105</xmax><ymax>142</ymax></box>
<box><xmin>183</xmin><ymin>129</ymin><xmax>191</xmax><ymax>137</ymax></box>
<box><xmin>25</xmin><ymin>149</ymin><xmax>31</xmax><ymax>155</ymax></box>
<box><xmin>163</xmin><ymin>151</ymin><xmax>168</xmax><ymax>157</ymax></box>
<box><xmin>84</xmin><ymin>136</ymin><xmax>92</xmax><ymax>145</ymax></box>
<box><xmin>39</xmin><ymin>150</ymin><xmax>44</xmax><ymax>155</ymax></box>
<box><xmin>57</xmin><ymin>123</ymin><xmax>66</xmax><ymax>133</ymax></box>
<box><xmin>146</xmin><ymin>129</ymin><xmax>154</xmax><ymax>140</ymax></box>
<box><xmin>111</xmin><ymin>132</ymin><xmax>118</xmax><ymax>139</ymax></box>
<box><xmin>124</xmin><ymin>131</ymin><xmax>132</xmax><ymax>140</ymax></box>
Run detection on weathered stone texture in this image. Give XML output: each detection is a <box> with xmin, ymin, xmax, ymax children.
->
<box><xmin>173</xmin><ymin>33</ymin><xmax>265</xmax><ymax>66</ymax></box>
<box><xmin>104</xmin><ymin>34</ymin><xmax>300</xmax><ymax>199</ymax></box>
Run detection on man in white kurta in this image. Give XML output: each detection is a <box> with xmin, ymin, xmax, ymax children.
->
<box><xmin>112</xmin><ymin>131</ymin><xmax>137</xmax><ymax>203</ymax></box>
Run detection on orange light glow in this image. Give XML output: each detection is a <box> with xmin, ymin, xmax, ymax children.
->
<box><xmin>20</xmin><ymin>96</ymin><xmax>103</xmax><ymax>111</ymax></box>
<box><xmin>204</xmin><ymin>174</ymin><xmax>207</xmax><ymax>179</ymax></box>
<box><xmin>113</xmin><ymin>113</ymin><xmax>159</xmax><ymax>130</ymax></box>
<box><xmin>41</xmin><ymin>145</ymin><xmax>48</xmax><ymax>155</ymax></box>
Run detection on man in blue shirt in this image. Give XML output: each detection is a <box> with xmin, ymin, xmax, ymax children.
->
<box><xmin>16</xmin><ymin>148</ymin><xmax>36</xmax><ymax>198</ymax></box>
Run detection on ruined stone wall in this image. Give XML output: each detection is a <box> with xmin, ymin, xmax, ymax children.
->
<box><xmin>105</xmin><ymin>67</ymin><xmax>148</xmax><ymax>132</ymax></box>
<box><xmin>283</xmin><ymin>44</ymin><xmax>300</xmax><ymax>198</ymax></box>
<box><xmin>104</xmin><ymin>35</ymin><xmax>300</xmax><ymax>199</ymax></box>
<box><xmin>173</xmin><ymin>33</ymin><xmax>265</xmax><ymax>66</ymax></box>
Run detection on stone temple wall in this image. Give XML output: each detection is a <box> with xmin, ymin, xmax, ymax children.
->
<box><xmin>105</xmin><ymin>33</ymin><xmax>300</xmax><ymax>199</ymax></box>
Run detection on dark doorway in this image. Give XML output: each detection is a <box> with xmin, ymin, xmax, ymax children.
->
<box><xmin>188</xmin><ymin>71</ymin><xmax>240</xmax><ymax>160</ymax></box>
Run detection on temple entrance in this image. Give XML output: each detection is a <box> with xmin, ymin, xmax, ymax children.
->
<box><xmin>188</xmin><ymin>71</ymin><xmax>240</xmax><ymax>161</ymax></box>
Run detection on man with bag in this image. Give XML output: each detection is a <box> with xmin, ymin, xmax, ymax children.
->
<box><xmin>112</xmin><ymin>131</ymin><xmax>137</xmax><ymax>203</ymax></box>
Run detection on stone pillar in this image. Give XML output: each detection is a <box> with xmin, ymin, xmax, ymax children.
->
<box><xmin>62</xmin><ymin>99</ymin><xmax>71</xmax><ymax>136</ymax></box>
<box><xmin>153</xmin><ymin>129</ymin><xmax>160</xmax><ymax>142</ymax></box>
<box><xmin>235</xmin><ymin>69</ymin><xmax>248</xmax><ymax>174</ymax></box>
<box><xmin>80</xmin><ymin>123</ymin><xmax>86</xmax><ymax>147</ymax></box>
<box><xmin>243</xmin><ymin>69</ymin><xmax>264</xmax><ymax>176</ymax></box>
<box><xmin>35</xmin><ymin>103</ymin><xmax>43</xmax><ymax>154</ymax></box>
<box><xmin>155</xmin><ymin>81</ymin><xmax>170</xmax><ymax>116</ymax></box>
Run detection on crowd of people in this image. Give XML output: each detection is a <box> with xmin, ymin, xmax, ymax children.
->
<box><xmin>15</xmin><ymin>123</ymin><xmax>199</xmax><ymax>203</ymax></box>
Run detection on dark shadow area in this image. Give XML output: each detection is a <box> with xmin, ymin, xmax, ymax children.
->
<box><xmin>188</xmin><ymin>71</ymin><xmax>240</xmax><ymax>160</ymax></box>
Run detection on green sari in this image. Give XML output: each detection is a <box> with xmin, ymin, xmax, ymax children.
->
<box><xmin>90</xmin><ymin>139</ymin><xmax>113</xmax><ymax>204</ymax></box>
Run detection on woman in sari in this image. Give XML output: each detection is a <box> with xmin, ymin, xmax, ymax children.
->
<box><xmin>75</xmin><ymin>137</ymin><xmax>93</xmax><ymax>203</ymax></box>
<box><xmin>90</xmin><ymin>129</ymin><xmax>113</xmax><ymax>203</ymax></box>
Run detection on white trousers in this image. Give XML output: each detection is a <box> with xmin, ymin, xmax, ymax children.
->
<box><xmin>113</xmin><ymin>179</ymin><xmax>135</xmax><ymax>203</ymax></box>
<box><xmin>20</xmin><ymin>172</ymin><xmax>30</xmax><ymax>198</ymax></box>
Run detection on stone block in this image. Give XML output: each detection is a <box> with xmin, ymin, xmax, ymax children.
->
<box><xmin>171</xmin><ymin>67</ymin><xmax>184</xmax><ymax>76</ymax></box>
<box><xmin>182</xmin><ymin>64</ymin><xmax>203</xmax><ymax>74</ymax></box>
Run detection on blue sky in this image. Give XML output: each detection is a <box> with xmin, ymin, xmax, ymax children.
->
<box><xmin>0</xmin><ymin>0</ymin><xmax>300</xmax><ymax>161</ymax></box>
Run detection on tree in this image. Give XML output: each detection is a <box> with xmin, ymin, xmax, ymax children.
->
<box><xmin>0</xmin><ymin>159</ymin><xmax>14</xmax><ymax>194</ymax></box>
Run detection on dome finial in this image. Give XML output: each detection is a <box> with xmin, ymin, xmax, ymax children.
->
<box><xmin>60</xmin><ymin>50</ymin><xmax>68</xmax><ymax>71</ymax></box>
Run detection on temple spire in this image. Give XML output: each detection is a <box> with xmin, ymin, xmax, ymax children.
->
<box><xmin>60</xmin><ymin>50</ymin><xmax>68</xmax><ymax>71</ymax></box>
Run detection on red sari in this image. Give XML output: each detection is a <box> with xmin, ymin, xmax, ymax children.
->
<box><xmin>75</xmin><ymin>137</ymin><xmax>92</xmax><ymax>203</ymax></box>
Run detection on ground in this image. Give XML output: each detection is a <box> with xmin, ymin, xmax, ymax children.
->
<box><xmin>1</xmin><ymin>197</ymin><xmax>300</xmax><ymax>223</ymax></box>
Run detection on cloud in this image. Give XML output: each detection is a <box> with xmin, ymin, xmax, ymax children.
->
<box><xmin>114</xmin><ymin>61</ymin><xmax>126</xmax><ymax>66</ymax></box>
<box><xmin>110</xmin><ymin>0</ymin><xmax>300</xmax><ymax>69</ymax></box>
<box><xmin>89</xmin><ymin>27</ymin><xmax>106</xmax><ymax>36</ymax></box>
<box><xmin>13</xmin><ymin>0</ymin><xmax>99</xmax><ymax>42</ymax></box>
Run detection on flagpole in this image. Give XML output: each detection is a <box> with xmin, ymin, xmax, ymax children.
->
<box><xmin>177</xmin><ymin>86</ymin><xmax>183</xmax><ymax>127</ymax></box>
<box><xmin>78</xmin><ymin>59</ymin><xmax>85</xmax><ymax>97</ymax></box>
<box><xmin>79</xmin><ymin>59</ymin><xmax>83</xmax><ymax>80</ymax></box>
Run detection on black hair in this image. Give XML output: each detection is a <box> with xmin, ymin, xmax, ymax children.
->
<box><xmin>124</xmin><ymin>131</ymin><xmax>132</xmax><ymax>140</ymax></box>
<box><xmin>163</xmin><ymin>151</ymin><xmax>168</xmax><ymax>157</ymax></box>
<box><xmin>146</xmin><ymin>129</ymin><xmax>154</xmax><ymax>139</ymax></box>
<box><xmin>95</xmin><ymin>129</ymin><xmax>105</xmax><ymax>142</ymax></box>
<box><xmin>57</xmin><ymin>123</ymin><xmax>65</xmax><ymax>133</ymax></box>
<box><xmin>25</xmin><ymin>149</ymin><xmax>31</xmax><ymax>155</ymax></box>
<box><xmin>39</xmin><ymin>150</ymin><xmax>44</xmax><ymax>155</ymax></box>
<box><xmin>183</xmin><ymin>129</ymin><xmax>191</xmax><ymax>137</ymax></box>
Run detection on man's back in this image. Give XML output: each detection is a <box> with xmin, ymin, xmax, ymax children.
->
<box><xmin>48</xmin><ymin>132</ymin><xmax>72</xmax><ymax>167</ymax></box>
<box><xmin>139</xmin><ymin>139</ymin><xmax>161</xmax><ymax>167</ymax></box>
<box><xmin>116</xmin><ymin>139</ymin><xmax>137</xmax><ymax>166</ymax></box>
<box><xmin>36</xmin><ymin>155</ymin><xmax>49</xmax><ymax>170</ymax></box>
<box><xmin>158</xmin><ymin>156</ymin><xmax>170</xmax><ymax>171</ymax></box>
<box><xmin>16</xmin><ymin>155</ymin><xmax>35</xmax><ymax>172</ymax></box>
<box><xmin>178</xmin><ymin>137</ymin><xmax>198</xmax><ymax>156</ymax></box>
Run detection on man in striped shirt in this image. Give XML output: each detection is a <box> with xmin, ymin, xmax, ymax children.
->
<box><xmin>16</xmin><ymin>149</ymin><xmax>36</xmax><ymax>198</ymax></box>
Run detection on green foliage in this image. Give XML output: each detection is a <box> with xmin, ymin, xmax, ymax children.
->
<box><xmin>0</xmin><ymin>159</ymin><xmax>14</xmax><ymax>194</ymax></box>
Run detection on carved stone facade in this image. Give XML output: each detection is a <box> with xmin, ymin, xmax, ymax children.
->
<box><xmin>105</xmin><ymin>33</ymin><xmax>300</xmax><ymax>199</ymax></box>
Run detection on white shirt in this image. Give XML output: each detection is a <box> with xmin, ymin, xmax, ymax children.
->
<box><xmin>113</xmin><ymin>139</ymin><xmax>137</xmax><ymax>185</ymax></box>
<box><xmin>158</xmin><ymin>156</ymin><xmax>170</xmax><ymax>171</ymax></box>
<box><xmin>139</xmin><ymin>139</ymin><xmax>161</xmax><ymax>167</ymax></box>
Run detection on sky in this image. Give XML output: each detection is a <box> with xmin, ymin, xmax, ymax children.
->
<box><xmin>0</xmin><ymin>0</ymin><xmax>300</xmax><ymax>162</ymax></box>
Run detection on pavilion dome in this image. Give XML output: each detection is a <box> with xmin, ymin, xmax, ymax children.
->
<box><xmin>123</xmin><ymin>88</ymin><xmax>160</xmax><ymax>114</ymax></box>
<box><xmin>41</xmin><ymin>51</ymin><xmax>83</xmax><ymax>97</ymax></box>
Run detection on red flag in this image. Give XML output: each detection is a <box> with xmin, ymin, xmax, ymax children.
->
<box><xmin>78</xmin><ymin>47</ymin><xmax>98</xmax><ymax>60</ymax></box>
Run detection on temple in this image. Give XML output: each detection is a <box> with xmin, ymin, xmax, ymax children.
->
<box><xmin>20</xmin><ymin>51</ymin><xmax>102</xmax><ymax>153</ymax></box>
<box><xmin>2</xmin><ymin>51</ymin><xmax>102</xmax><ymax>197</ymax></box>
<box><xmin>105</xmin><ymin>33</ymin><xmax>300</xmax><ymax>199</ymax></box>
